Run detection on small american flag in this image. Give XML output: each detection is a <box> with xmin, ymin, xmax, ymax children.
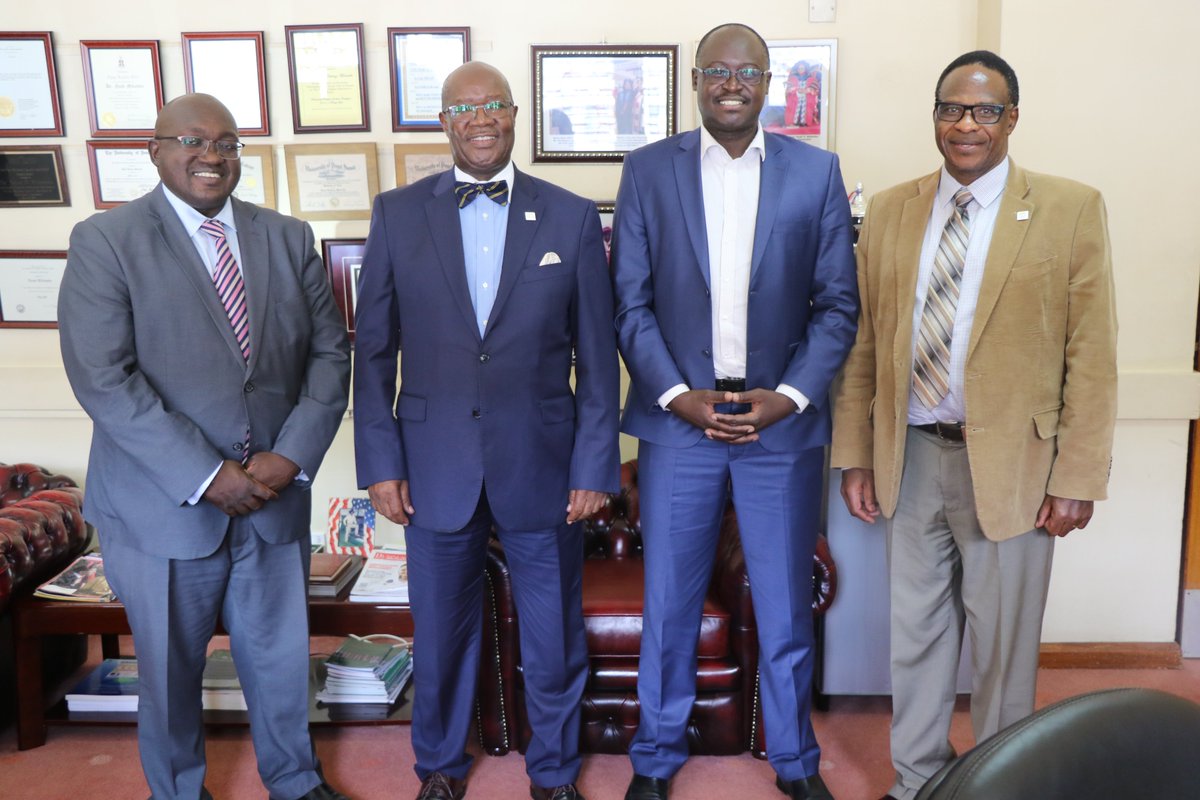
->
<box><xmin>327</xmin><ymin>496</ymin><xmax>375</xmax><ymax>556</ymax></box>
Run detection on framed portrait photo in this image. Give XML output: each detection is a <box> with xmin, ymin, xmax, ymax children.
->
<box><xmin>79</xmin><ymin>40</ymin><xmax>164</xmax><ymax>138</ymax></box>
<box><xmin>231</xmin><ymin>144</ymin><xmax>276</xmax><ymax>209</ymax></box>
<box><xmin>182</xmin><ymin>31</ymin><xmax>269</xmax><ymax>136</ymax></box>
<box><xmin>0</xmin><ymin>145</ymin><xmax>69</xmax><ymax>207</ymax></box>
<box><xmin>388</xmin><ymin>27</ymin><xmax>470</xmax><ymax>131</ymax></box>
<box><xmin>284</xmin><ymin>23</ymin><xmax>369</xmax><ymax>133</ymax></box>
<box><xmin>0</xmin><ymin>250</ymin><xmax>68</xmax><ymax>328</ymax></box>
<box><xmin>322</xmin><ymin>238</ymin><xmax>365</xmax><ymax>341</ymax></box>
<box><xmin>759</xmin><ymin>39</ymin><xmax>837</xmax><ymax>150</ymax></box>
<box><xmin>86</xmin><ymin>140</ymin><xmax>158</xmax><ymax>209</ymax></box>
<box><xmin>531</xmin><ymin>44</ymin><xmax>678</xmax><ymax>163</ymax></box>
<box><xmin>0</xmin><ymin>32</ymin><xmax>65</xmax><ymax>137</ymax></box>
<box><xmin>283</xmin><ymin>143</ymin><xmax>379</xmax><ymax>221</ymax></box>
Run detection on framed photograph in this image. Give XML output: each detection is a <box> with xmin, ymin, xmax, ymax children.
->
<box><xmin>86</xmin><ymin>140</ymin><xmax>158</xmax><ymax>209</ymax></box>
<box><xmin>759</xmin><ymin>39</ymin><xmax>837</xmax><ymax>150</ymax></box>
<box><xmin>284</xmin><ymin>23</ymin><xmax>369</xmax><ymax>133</ymax></box>
<box><xmin>0</xmin><ymin>146</ymin><xmax>69</xmax><ymax>207</ymax></box>
<box><xmin>322</xmin><ymin>238</ymin><xmax>366</xmax><ymax>341</ymax></box>
<box><xmin>393</xmin><ymin>143</ymin><xmax>453</xmax><ymax>186</ymax></box>
<box><xmin>0</xmin><ymin>32</ymin><xmax>64</xmax><ymax>137</ymax></box>
<box><xmin>283</xmin><ymin>143</ymin><xmax>379</xmax><ymax>221</ymax></box>
<box><xmin>231</xmin><ymin>144</ymin><xmax>276</xmax><ymax>209</ymax></box>
<box><xmin>596</xmin><ymin>201</ymin><xmax>614</xmax><ymax>263</ymax></box>
<box><xmin>0</xmin><ymin>250</ymin><xmax>68</xmax><ymax>328</ymax></box>
<box><xmin>531</xmin><ymin>44</ymin><xmax>678</xmax><ymax>163</ymax></box>
<box><xmin>387</xmin><ymin>27</ymin><xmax>470</xmax><ymax>131</ymax></box>
<box><xmin>79</xmin><ymin>40</ymin><xmax>164</xmax><ymax>138</ymax></box>
<box><xmin>181</xmin><ymin>31</ymin><xmax>269</xmax><ymax>136</ymax></box>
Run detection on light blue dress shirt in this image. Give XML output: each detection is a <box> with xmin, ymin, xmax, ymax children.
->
<box><xmin>455</xmin><ymin>162</ymin><xmax>515</xmax><ymax>337</ymax></box>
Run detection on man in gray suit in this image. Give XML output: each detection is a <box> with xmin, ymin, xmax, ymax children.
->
<box><xmin>58</xmin><ymin>94</ymin><xmax>351</xmax><ymax>800</ymax></box>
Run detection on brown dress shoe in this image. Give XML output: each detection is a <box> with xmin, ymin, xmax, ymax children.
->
<box><xmin>530</xmin><ymin>784</ymin><xmax>585</xmax><ymax>800</ymax></box>
<box><xmin>416</xmin><ymin>773</ymin><xmax>466</xmax><ymax>800</ymax></box>
<box><xmin>776</xmin><ymin>774</ymin><xmax>834</xmax><ymax>799</ymax></box>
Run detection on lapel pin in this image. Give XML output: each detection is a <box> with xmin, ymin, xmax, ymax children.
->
<box><xmin>1016</xmin><ymin>210</ymin><xmax>1030</xmax><ymax>221</ymax></box>
<box><xmin>525</xmin><ymin>211</ymin><xmax>537</xmax><ymax>221</ymax></box>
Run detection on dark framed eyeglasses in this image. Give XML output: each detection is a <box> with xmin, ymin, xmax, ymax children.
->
<box><xmin>442</xmin><ymin>100</ymin><xmax>516</xmax><ymax>120</ymax></box>
<box><xmin>152</xmin><ymin>135</ymin><xmax>244</xmax><ymax>160</ymax></box>
<box><xmin>933</xmin><ymin>102</ymin><xmax>1008</xmax><ymax>125</ymax></box>
<box><xmin>693</xmin><ymin>65</ymin><xmax>767</xmax><ymax>86</ymax></box>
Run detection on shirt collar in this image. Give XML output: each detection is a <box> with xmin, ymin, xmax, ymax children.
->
<box><xmin>453</xmin><ymin>161</ymin><xmax>515</xmax><ymax>187</ymax></box>
<box><xmin>699</xmin><ymin>124</ymin><xmax>766</xmax><ymax>163</ymax></box>
<box><xmin>937</xmin><ymin>156</ymin><xmax>1009</xmax><ymax>210</ymax></box>
<box><xmin>161</xmin><ymin>184</ymin><xmax>236</xmax><ymax>237</ymax></box>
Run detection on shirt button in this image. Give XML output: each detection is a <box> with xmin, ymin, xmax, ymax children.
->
<box><xmin>482</xmin><ymin>282</ymin><xmax>489</xmax><ymax>289</ymax></box>
<box><xmin>482</xmin><ymin>212</ymin><xmax>489</xmax><ymax>219</ymax></box>
<box><xmin>483</xmin><ymin>246</ymin><xmax>489</xmax><ymax>253</ymax></box>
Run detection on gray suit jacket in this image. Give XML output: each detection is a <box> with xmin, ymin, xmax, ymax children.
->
<box><xmin>59</xmin><ymin>185</ymin><xmax>350</xmax><ymax>559</ymax></box>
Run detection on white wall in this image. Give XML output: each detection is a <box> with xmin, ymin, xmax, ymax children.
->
<box><xmin>2</xmin><ymin>0</ymin><xmax>1197</xmax><ymax>642</ymax></box>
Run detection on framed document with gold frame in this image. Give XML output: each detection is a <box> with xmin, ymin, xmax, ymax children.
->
<box><xmin>393</xmin><ymin>143</ymin><xmax>453</xmax><ymax>186</ymax></box>
<box><xmin>321</xmin><ymin>238</ymin><xmax>365</xmax><ymax>342</ymax></box>
<box><xmin>0</xmin><ymin>250</ymin><xmax>68</xmax><ymax>329</ymax></box>
<box><xmin>0</xmin><ymin>32</ymin><xmax>65</xmax><ymax>137</ymax></box>
<box><xmin>182</xmin><ymin>31</ymin><xmax>270</xmax><ymax>136</ymax></box>
<box><xmin>0</xmin><ymin>145</ymin><xmax>69</xmax><ymax>207</ymax></box>
<box><xmin>284</xmin><ymin>23</ymin><xmax>369</xmax><ymax>133</ymax></box>
<box><xmin>387</xmin><ymin>27</ymin><xmax>470</xmax><ymax>131</ymax></box>
<box><xmin>231</xmin><ymin>144</ymin><xmax>276</xmax><ymax>209</ymax></box>
<box><xmin>284</xmin><ymin>143</ymin><xmax>378</xmax><ymax>221</ymax></box>
<box><xmin>79</xmin><ymin>40</ymin><xmax>164</xmax><ymax>138</ymax></box>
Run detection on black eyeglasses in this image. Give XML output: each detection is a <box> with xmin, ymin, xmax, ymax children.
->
<box><xmin>933</xmin><ymin>102</ymin><xmax>1008</xmax><ymax>125</ymax></box>
<box><xmin>442</xmin><ymin>100</ymin><xmax>516</xmax><ymax>120</ymax></box>
<box><xmin>694</xmin><ymin>65</ymin><xmax>767</xmax><ymax>86</ymax></box>
<box><xmin>152</xmin><ymin>135</ymin><xmax>244</xmax><ymax>159</ymax></box>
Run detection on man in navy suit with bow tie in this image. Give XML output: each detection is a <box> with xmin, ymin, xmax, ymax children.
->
<box><xmin>353</xmin><ymin>62</ymin><xmax>620</xmax><ymax>800</ymax></box>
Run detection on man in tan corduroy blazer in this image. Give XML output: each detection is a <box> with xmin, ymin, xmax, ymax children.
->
<box><xmin>831</xmin><ymin>50</ymin><xmax>1117</xmax><ymax>800</ymax></box>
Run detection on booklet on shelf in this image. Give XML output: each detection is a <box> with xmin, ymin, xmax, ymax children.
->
<box><xmin>348</xmin><ymin>549</ymin><xmax>409</xmax><ymax>603</ymax></box>
<box><xmin>309</xmin><ymin>552</ymin><xmax>365</xmax><ymax>598</ymax></box>
<box><xmin>316</xmin><ymin>635</ymin><xmax>413</xmax><ymax>705</ymax></box>
<box><xmin>34</xmin><ymin>553</ymin><xmax>116</xmax><ymax>603</ymax></box>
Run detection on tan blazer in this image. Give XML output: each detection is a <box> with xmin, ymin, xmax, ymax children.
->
<box><xmin>831</xmin><ymin>160</ymin><xmax>1117</xmax><ymax>541</ymax></box>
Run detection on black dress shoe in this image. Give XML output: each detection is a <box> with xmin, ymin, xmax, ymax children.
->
<box><xmin>624</xmin><ymin>774</ymin><xmax>669</xmax><ymax>800</ymax></box>
<box><xmin>531</xmin><ymin>784</ymin><xmax>585</xmax><ymax>800</ymax></box>
<box><xmin>776</xmin><ymin>774</ymin><xmax>834</xmax><ymax>800</ymax></box>
<box><xmin>417</xmin><ymin>773</ymin><xmax>467</xmax><ymax>800</ymax></box>
<box><xmin>271</xmin><ymin>782</ymin><xmax>351</xmax><ymax>800</ymax></box>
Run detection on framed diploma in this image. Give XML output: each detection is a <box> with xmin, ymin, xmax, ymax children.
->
<box><xmin>79</xmin><ymin>40</ymin><xmax>164</xmax><ymax>138</ymax></box>
<box><xmin>0</xmin><ymin>145</ymin><xmax>69</xmax><ymax>207</ymax></box>
<box><xmin>0</xmin><ymin>251</ymin><xmax>68</xmax><ymax>328</ymax></box>
<box><xmin>284</xmin><ymin>24</ymin><xmax>369</xmax><ymax>133</ymax></box>
<box><xmin>387</xmin><ymin>27</ymin><xmax>470</xmax><ymax>131</ymax></box>
<box><xmin>182</xmin><ymin>31</ymin><xmax>270</xmax><ymax>136</ymax></box>
<box><xmin>531</xmin><ymin>44</ymin><xmax>678</xmax><ymax>163</ymax></box>
<box><xmin>86</xmin><ymin>140</ymin><xmax>159</xmax><ymax>209</ymax></box>
<box><xmin>393</xmin><ymin>143</ymin><xmax>453</xmax><ymax>186</ymax></box>
<box><xmin>283</xmin><ymin>143</ymin><xmax>379</xmax><ymax>221</ymax></box>
<box><xmin>0</xmin><ymin>32</ymin><xmax>65</xmax><ymax>137</ymax></box>
<box><xmin>760</xmin><ymin>39</ymin><xmax>837</xmax><ymax>150</ymax></box>
<box><xmin>231</xmin><ymin>144</ymin><xmax>276</xmax><ymax>209</ymax></box>
<box><xmin>321</xmin><ymin>238</ymin><xmax>366</xmax><ymax>341</ymax></box>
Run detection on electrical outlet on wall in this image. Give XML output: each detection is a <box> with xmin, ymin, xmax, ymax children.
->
<box><xmin>810</xmin><ymin>0</ymin><xmax>837</xmax><ymax>23</ymax></box>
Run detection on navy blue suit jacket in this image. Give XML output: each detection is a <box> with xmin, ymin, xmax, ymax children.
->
<box><xmin>613</xmin><ymin>129</ymin><xmax>858</xmax><ymax>451</ymax></box>
<box><xmin>354</xmin><ymin>168</ymin><xmax>620</xmax><ymax>532</ymax></box>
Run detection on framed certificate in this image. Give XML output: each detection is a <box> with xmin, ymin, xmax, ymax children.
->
<box><xmin>79</xmin><ymin>40</ymin><xmax>164</xmax><ymax>138</ymax></box>
<box><xmin>0</xmin><ymin>146</ymin><xmax>69</xmax><ymax>207</ymax></box>
<box><xmin>322</xmin><ymin>238</ymin><xmax>366</xmax><ymax>341</ymax></box>
<box><xmin>387</xmin><ymin>27</ymin><xmax>470</xmax><ymax>131</ymax></box>
<box><xmin>393</xmin><ymin>143</ymin><xmax>453</xmax><ymax>186</ymax></box>
<box><xmin>284</xmin><ymin>24</ymin><xmax>369</xmax><ymax>133</ymax></box>
<box><xmin>760</xmin><ymin>39</ymin><xmax>837</xmax><ymax>150</ymax></box>
<box><xmin>0</xmin><ymin>251</ymin><xmax>68</xmax><ymax>328</ymax></box>
<box><xmin>531</xmin><ymin>44</ymin><xmax>678</xmax><ymax>163</ymax></box>
<box><xmin>0</xmin><ymin>32</ymin><xmax>65</xmax><ymax>137</ymax></box>
<box><xmin>86</xmin><ymin>140</ymin><xmax>158</xmax><ymax>209</ymax></box>
<box><xmin>284</xmin><ymin>143</ymin><xmax>379</xmax><ymax>221</ymax></box>
<box><xmin>231</xmin><ymin>144</ymin><xmax>276</xmax><ymax>209</ymax></box>
<box><xmin>182</xmin><ymin>31</ymin><xmax>269</xmax><ymax>136</ymax></box>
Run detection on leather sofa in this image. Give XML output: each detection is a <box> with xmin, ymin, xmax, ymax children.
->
<box><xmin>476</xmin><ymin>458</ymin><xmax>837</xmax><ymax>758</ymax></box>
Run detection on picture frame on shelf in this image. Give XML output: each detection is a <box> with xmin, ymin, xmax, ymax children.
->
<box><xmin>0</xmin><ymin>32</ymin><xmax>65</xmax><ymax>137</ymax></box>
<box><xmin>231</xmin><ymin>144</ymin><xmax>276</xmax><ymax>209</ymax></box>
<box><xmin>388</xmin><ymin>27</ymin><xmax>470</xmax><ymax>132</ymax></box>
<box><xmin>284</xmin><ymin>23</ymin><xmax>369</xmax><ymax>133</ymax></box>
<box><xmin>760</xmin><ymin>39</ymin><xmax>837</xmax><ymax>150</ymax></box>
<box><xmin>0</xmin><ymin>145</ymin><xmax>69</xmax><ymax>207</ymax></box>
<box><xmin>85</xmin><ymin>140</ymin><xmax>159</xmax><ymax>209</ymax></box>
<box><xmin>283</xmin><ymin>143</ymin><xmax>379</xmax><ymax>221</ymax></box>
<box><xmin>393</xmin><ymin>143</ymin><xmax>454</xmax><ymax>186</ymax></box>
<box><xmin>322</xmin><ymin>238</ymin><xmax>366</xmax><ymax>342</ymax></box>
<box><xmin>181</xmin><ymin>31</ymin><xmax>270</xmax><ymax>136</ymax></box>
<box><xmin>79</xmin><ymin>40</ymin><xmax>164</xmax><ymax>138</ymax></box>
<box><xmin>0</xmin><ymin>250</ymin><xmax>68</xmax><ymax>329</ymax></box>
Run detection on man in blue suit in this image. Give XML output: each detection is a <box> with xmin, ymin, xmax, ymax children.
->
<box><xmin>353</xmin><ymin>62</ymin><xmax>620</xmax><ymax>800</ymax></box>
<box><xmin>612</xmin><ymin>24</ymin><xmax>858</xmax><ymax>800</ymax></box>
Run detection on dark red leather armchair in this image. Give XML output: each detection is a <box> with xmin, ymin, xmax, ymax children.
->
<box><xmin>476</xmin><ymin>459</ymin><xmax>836</xmax><ymax>758</ymax></box>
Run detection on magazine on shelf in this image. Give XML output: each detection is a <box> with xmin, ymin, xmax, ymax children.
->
<box><xmin>316</xmin><ymin>635</ymin><xmax>413</xmax><ymax>705</ymax></box>
<box><xmin>65</xmin><ymin>658</ymin><xmax>139</xmax><ymax>711</ymax></box>
<box><xmin>348</xmin><ymin>548</ymin><xmax>409</xmax><ymax>603</ymax></box>
<box><xmin>34</xmin><ymin>553</ymin><xmax>116</xmax><ymax>603</ymax></box>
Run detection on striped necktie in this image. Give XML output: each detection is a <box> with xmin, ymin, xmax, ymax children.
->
<box><xmin>912</xmin><ymin>188</ymin><xmax>973</xmax><ymax>409</ymax></box>
<box><xmin>199</xmin><ymin>218</ymin><xmax>251</xmax><ymax>362</ymax></box>
<box><xmin>454</xmin><ymin>179</ymin><xmax>509</xmax><ymax>208</ymax></box>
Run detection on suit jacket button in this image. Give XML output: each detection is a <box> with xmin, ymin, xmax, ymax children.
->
<box><xmin>702</xmin><ymin>348</ymin><xmax>711</xmax><ymax>357</ymax></box>
<box><xmin>479</xmin><ymin>353</ymin><xmax>490</xmax><ymax>363</ymax></box>
<box><xmin>472</xmin><ymin>408</ymin><xmax>482</xmax><ymax>419</ymax></box>
<box><xmin>233</xmin><ymin>442</ymin><xmax>244</xmax><ymax>451</ymax></box>
<box><xmin>244</xmin><ymin>382</ymin><xmax>255</xmax><ymax>393</ymax></box>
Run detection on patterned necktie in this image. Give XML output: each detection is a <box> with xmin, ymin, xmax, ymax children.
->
<box><xmin>199</xmin><ymin>218</ymin><xmax>251</xmax><ymax>362</ymax></box>
<box><xmin>912</xmin><ymin>188</ymin><xmax>973</xmax><ymax>409</ymax></box>
<box><xmin>454</xmin><ymin>179</ymin><xmax>509</xmax><ymax>208</ymax></box>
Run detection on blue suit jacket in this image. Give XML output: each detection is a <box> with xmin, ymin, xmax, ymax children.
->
<box><xmin>353</xmin><ymin>168</ymin><xmax>621</xmax><ymax>533</ymax></box>
<box><xmin>613</xmin><ymin>129</ymin><xmax>859</xmax><ymax>451</ymax></box>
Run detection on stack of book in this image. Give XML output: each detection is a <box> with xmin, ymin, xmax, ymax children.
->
<box><xmin>65</xmin><ymin>658</ymin><xmax>139</xmax><ymax>711</ymax></box>
<box><xmin>309</xmin><ymin>552</ymin><xmax>365</xmax><ymax>598</ymax></box>
<box><xmin>316</xmin><ymin>636</ymin><xmax>412</xmax><ymax>705</ymax></box>
<box><xmin>348</xmin><ymin>548</ymin><xmax>409</xmax><ymax>603</ymax></box>
<box><xmin>34</xmin><ymin>553</ymin><xmax>116</xmax><ymax>602</ymax></box>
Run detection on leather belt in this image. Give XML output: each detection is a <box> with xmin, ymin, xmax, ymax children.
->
<box><xmin>715</xmin><ymin>378</ymin><xmax>746</xmax><ymax>393</ymax></box>
<box><xmin>912</xmin><ymin>421</ymin><xmax>966</xmax><ymax>442</ymax></box>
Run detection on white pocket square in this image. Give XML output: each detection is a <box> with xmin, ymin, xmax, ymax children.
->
<box><xmin>539</xmin><ymin>252</ymin><xmax>562</xmax><ymax>266</ymax></box>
